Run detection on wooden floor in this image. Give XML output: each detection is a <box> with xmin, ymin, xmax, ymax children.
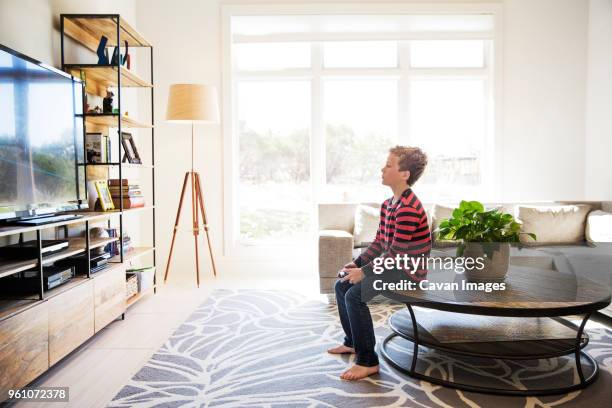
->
<box><xmin>14</xmin><ymin>274</ymin><xmax>320</xmax><ymax>408</ymax></box>
<box><xmin>14</xmin><ymin>272</ymin><xmax>612</xmax><ymax>407</ymax></box>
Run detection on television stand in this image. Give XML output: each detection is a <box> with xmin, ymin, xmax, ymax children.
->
<box><xmin>12</xmin><ymin>214</ymin><xmax>83</xmax><ymax>226</ymax></box>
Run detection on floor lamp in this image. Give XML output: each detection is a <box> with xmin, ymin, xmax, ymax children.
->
<box><xmin>164</xmin><ymin>84</ymin><xmax>219</xmax><ymax>287</ymax></box>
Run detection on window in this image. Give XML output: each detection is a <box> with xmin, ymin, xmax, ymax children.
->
<box><xmin>410</xmin><ymin>40</ymin><xmax>484</xmax><ymax>68</ymax></box>
<box><xmin>323</xmin><ymin>79</ymin><xmax>397</xmax><ymax>201</ymax></box>
<box><xmin>225</xmin><ymin>9</ymin><xmax>497</xmax><ymax>253</ymax></box>
<box><xmin>234</xmin><ymin>43</ymin><xmax>310</xmax><ymax>71</ymax></box>
<box><xmin>237</xmin><ymin>81</ymin><xmax>311</xmax><ymax>243</ymax></box>
<box><xmin>323</xmin><ymin>41</ymin><xmax>397</xmax><ymax>68</ymax></box>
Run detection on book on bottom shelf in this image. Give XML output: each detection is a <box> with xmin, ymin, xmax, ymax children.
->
<box><xmin>112</xmin><ymin>196</ymin><xmax>145</xmax><ymax>209</ymax></box>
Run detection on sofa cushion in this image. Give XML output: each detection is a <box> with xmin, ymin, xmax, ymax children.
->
<box><xmin>586</xmin><ymin>210</ymin><xmax>612</xmax><ymax>243</ymax></box>
<box><xmin>430</xmin><ymin>204</ymin><xmax>458</xmax><ymax>247</ymax></box>
<box><xmin>353</xmin><ymin>204</ymin><xmax>379</xmax><ymax>246</ymax></box>
<box><xmin>517</xmin><ymin>205</ymin><xmax>591</xmax><ymax>245</ymax></box>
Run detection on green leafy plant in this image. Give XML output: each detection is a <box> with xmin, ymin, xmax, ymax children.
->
<box><xmin>436</xmin><ymin>200</ymin><xmax>536</xmax><ymax>256</ymax></box>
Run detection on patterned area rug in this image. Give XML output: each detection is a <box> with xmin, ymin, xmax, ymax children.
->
<box><xmin>110</xmin><ymin>289</ymin><xmax>612</xmax><ymax>407</ymax></box>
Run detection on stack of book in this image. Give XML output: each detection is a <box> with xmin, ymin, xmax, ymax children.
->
<box><xmin>105</xmin><ymin>228</ymin><xmax>133</xmax><ymax>256</ymax></box>
<box><xmin>109</xmin><ymin>179</ymin><xmax>145</xmax><ymax>209</ymax></box>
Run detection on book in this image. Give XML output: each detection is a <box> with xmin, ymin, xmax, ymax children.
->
<box><xmin>111</xmin><ymin>192</ymin><xmax>143</xmax><ymax>199</ymax></box>
<box><xmin>112</xmin><ymin>196</ymin><xmax>145</xmax><ymax>209</ymax></box>
<box><xmin>109</xmin><ymin>187</ymin><xmax>143</xmax><ymax>197</ymax></box>
<box><xmin>108</xmin><ymin>179</ymin><xmax>139</xmax><ymax>186</ymax></box>
<box><xmin>109</xmin><ymin>185</ymin><xmax>142</xmax><ymax>193</ymax></box>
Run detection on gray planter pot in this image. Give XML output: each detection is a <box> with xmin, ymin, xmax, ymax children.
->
<box><xmin>462</xmin><ymin>242</ymin><xmax>510</xmax><ymax>281</ymax></box>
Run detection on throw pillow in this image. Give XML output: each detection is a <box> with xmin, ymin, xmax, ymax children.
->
<box><xmin>586</xmin><ymin>210</ymin><xmax>612</xmax><ymax>243</ymax></box>
<box><xmin>517</xmin><ymin>205</ymin><xmax>591</xmax><ymax>245</ymax></box>
<box><xmin>353</xmin><ymin>204</ymin><xmax>380</xmax><ymax>246</ymax></box>
<box><xmin>430</xmin><ymin>204</ymin><xmax>457</xmax><ymax>247</ymax></box>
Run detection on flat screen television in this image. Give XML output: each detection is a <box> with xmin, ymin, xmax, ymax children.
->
<box><xmin>0</xmin><ymin>44</ymin><xmax>85</xmax><ymax>221</ymax></box>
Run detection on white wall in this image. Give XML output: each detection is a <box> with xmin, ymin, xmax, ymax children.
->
<box><xmin>0</xmin><ymin>0</ymin><xmax>137</xmax><ymax>66</ymax></box>
<box><xmin>585</xmin><ymin>0</ymin><xmax>612</xmax><ymax>200</ymax></box>
<box><xmin>501</xmin><ymin>0</ymin><xmax>588</xmax><ymax>201</ymax></box>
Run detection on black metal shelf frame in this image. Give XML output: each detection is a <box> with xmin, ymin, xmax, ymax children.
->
<box><xmin>59</xmin><ymin>14</ymin><xmax>156</xmax><ymax>295</ymax></box>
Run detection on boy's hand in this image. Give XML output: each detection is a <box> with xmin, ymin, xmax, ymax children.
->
<box><xmin>343</xmin><ymin>261</ymin><xmax>357</xmax><ymax>269</ymax></box>
<box><xmin>341</xmin><ymin>268</ymin><xmax>365</xmax><ymax>284</ymax></box>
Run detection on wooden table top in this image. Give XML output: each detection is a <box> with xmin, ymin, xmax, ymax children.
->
<box><xmin>389</xmin><ymin>264</ymin><xmax>611</xmax><ymax>317</ymax></box>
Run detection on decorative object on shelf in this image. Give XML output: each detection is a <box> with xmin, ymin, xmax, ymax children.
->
<box><xmin>127</xmin><ymin>266</ymin><xmax>155</xmax><ymax>292</ymax></box>
<box><xmin>122</xmin><ymin>40</ymin><xmax>129</xmax><ymax>66</ymax></box>
<box><xmin>110</xmin><ymin>46</ymin><xmax>120</xmax><ymax>66</ymax></box>
<box><xmin>102</xmin><ymin>89</ymin><xmax>114</xmax><ymax>113</ymax></box>
<box><xmin>110</xmin><ymin>41</ymin><xmax>129</xmax><ymax>66</ymax></box>
<box><xmin>436</xmin><ymin>200</ymin><xmax>537</xmax><ymax>281</ymax></box>
<box><xmin>120</xmin><ymin>132</ymin><xmax>141</xmax><ymax>164</ymax></box>
<box><xmin>164</xmin><ymin>83</ymin><xmax>220</xmax><ymax>287</ymax></box>
<box><xmin>87</xmin><ymin>105</ymin><xmax>102</xmax><ymax>114</ymax></box>
<box><xmin>126</xmin><ymin>273</ymin><xmax>139</xmax><ymax>298</ymax></box>
<box><xmin>109</xmin><ymin>178</ymin><xmax>145</xmax><ymax>209</ymax></box>
<box><xmin>85</xmin><ymin>132</ymin><xmax>106</xmax><ymax>163</ymax></box>
<box><xmin>89</xmin><ymin>227</ymin><xmax>110</xmax><ymax>255</ymax></box>
<box><xmin>96</xmin><ymin>35</ymin><xmax>109</xmax><ymax>64</ymax></box>
<box><xmin>94</xmin><ymin>180</ymin><xmax>115</xmax><ymax>211</ymax></box>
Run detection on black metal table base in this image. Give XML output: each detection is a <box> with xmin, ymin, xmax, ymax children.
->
<box><xmin>380</xmin><ymin>306</ymin><xmax>600</xmax><ymax>397</ymax></box>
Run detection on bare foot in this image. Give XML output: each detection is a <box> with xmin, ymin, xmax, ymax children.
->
<box><xmin>340</xmin><ymin>364</ymin><xmax>380</xmax><ymax>381</ymax></box>
<box><xmin>327</xmin><ymin>345</ymin><xmax>355</xmax><ymax>354</ymax></box>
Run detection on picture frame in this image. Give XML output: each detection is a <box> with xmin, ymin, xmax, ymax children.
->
<box><xmin>121</xmin><ymin>132</ymin><xmax>141</xmax><ymax>164</ymax></box>
<box><xmin>94</xmin><ymin>180</ymin><xmax>115</xmax><ymax>211</ymax></box>
<box><xmin>85</xmin><ymin>133</ymin><xmax>105</xmax><ymax>163</ymax></box>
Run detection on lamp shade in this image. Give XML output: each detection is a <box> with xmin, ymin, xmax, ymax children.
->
<box><xmin>166</xmin><ymin>84</ymin><xmax>220</xmax><ymax>124</ymax></box>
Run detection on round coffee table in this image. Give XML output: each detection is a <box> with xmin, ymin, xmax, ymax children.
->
<box><xmin>380</xmin><ymin>264</ymin><xmax>611</xmax><ymax>396</ymax></box>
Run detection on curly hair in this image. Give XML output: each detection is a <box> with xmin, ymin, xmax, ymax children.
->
<box><xmin>389</xmin><ymin>146</ymin><xmax>428</xmax><ymax>185</ymax></box>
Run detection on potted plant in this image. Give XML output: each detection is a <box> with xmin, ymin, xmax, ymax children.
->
<box><xmin>436</xmin><ymin>200</ymin><xmax>536</xmax><ymax>281</ymax></box>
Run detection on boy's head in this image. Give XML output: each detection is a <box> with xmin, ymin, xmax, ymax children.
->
<box><xmin>382</xmin><ymin>146</ymin><xmax>428</xmax><ymax>187</ymax></box>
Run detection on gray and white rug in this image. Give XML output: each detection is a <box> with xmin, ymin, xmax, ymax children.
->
<box><xmin>110</xmin><ymin>289</ymin><xmax>612</xmax><ymax>407</ymax></box>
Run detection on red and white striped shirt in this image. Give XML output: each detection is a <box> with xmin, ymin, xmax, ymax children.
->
<box><xmin>354</xmin><ymin>188</ymin><xmax>431</xmax><ymax>281</ymax></box>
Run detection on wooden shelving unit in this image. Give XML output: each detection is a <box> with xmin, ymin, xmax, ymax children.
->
<box><xmin>77</xmin><ymin>162</ymin><xmax>154</xmax><ymax>169</ymax></box>
<box><xmin>83</xmin><ymin>113</ymin><xmax>153</xmax><ymax>129</ymax></box>
<box><xmin>110</xmin><ymin>246</ymin><xmax>155</xmax><ymax>264</ymax></box>
<box><xmin>0</xmin><ymin>213</ymin><xmax>124</xmax><ymax>308</ymax></box>
<box><xmin>62</xmin><ymin>15</ymin><xmax>150</xmax><ymax>51</ymax></box>
<box><xmin>60</xmin><ymin>14</ymin><xmax>156</xmax><ymax>308</ymax></box>
<box><xmin>126</xmin><ymin>285</ymin><xmax>156</xmax><ymax>307</ymax></box>
<box><xmin>65</xmin><ymin>64</ymin><xmax>152</xmax><ymax>97</ymax></box>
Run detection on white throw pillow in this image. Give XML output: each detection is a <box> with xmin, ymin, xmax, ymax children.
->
<box><xmin>586</xmin><ymin>210</ymin><xmax>612</xmax><ymax>243</ymax></box>
<box><xmin>430</xmin><ymin>204</ymin><xmax>454</xmax><ymax>232</ymax></box>
<box><xmin>517</xmin><ymin>205</ymin><xmax>591</xmax><ymax>245</ymax></box>
<box><xmin>430</xmin><ymin>204</ymin><xmax>457</xmax><ymax>247</ymax></box>
<box><xmin>353</xmin><ymin>205</ymin><xmax>380</xmax><ymax>245</ymax></box>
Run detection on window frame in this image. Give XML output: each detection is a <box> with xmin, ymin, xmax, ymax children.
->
<box><xmin>222</xmin><ymin>3</ymin><xmax>503</xmax><ymax>259</ymax></box>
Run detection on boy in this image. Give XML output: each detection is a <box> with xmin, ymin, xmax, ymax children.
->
<box><xmin>327</xmin><ymin>146</ymin><xmax>431</xmax><ymax>381</ymax></box>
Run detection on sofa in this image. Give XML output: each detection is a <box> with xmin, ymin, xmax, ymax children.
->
<box><xmin>318</xmin><ymin>200</ymin><xmax>612</xmax><ymax>317</ymax></box>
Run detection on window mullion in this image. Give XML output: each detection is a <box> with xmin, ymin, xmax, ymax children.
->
<box><xmin>311</xmin><ymin>42</ymin><xmax>325</xmax><ymax>201</ymax></box>
<box><xmin>398</xmin><ymin>41</ymin><xmax>411</xmax><ymax>145</ymax></box>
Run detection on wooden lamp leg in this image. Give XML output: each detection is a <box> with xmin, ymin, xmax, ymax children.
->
<box><xmin>194</xmin><ymin>172</ymin><xmax>217</xmax><ymax>277</ymax></box>
<box><xmin>192</xmin><ymin>171</ymin><xmax>201</xmax><ymax>287</ymax></box>
<box><xmin>164</xmin><ymin>172</ymin><xmax>190</xmax><ymax>283</ymax></box>
<box><xmin>164</xmin><ymin>171</ymin><xmax>217</xmax><ymax>287</ymax></box>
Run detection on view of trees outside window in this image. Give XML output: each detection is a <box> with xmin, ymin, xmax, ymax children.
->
<box><xmin>410</xmin><ymin>79</ymin><xmax>486</xmax><ymax>202</ymax></box>
<box><xmin>232</xmin><ymin>38</ymin><xmax>491</xmax><ymax>243</ymax></box>
<box><xmin>323</xmin><ymin>79</ymin><xmax>397</xmax><ymax>202</ymax></box>
<box><xmin>237</xmin><ymin>81</ymin><xmax>311</xmax><ymax>243</ymax></box>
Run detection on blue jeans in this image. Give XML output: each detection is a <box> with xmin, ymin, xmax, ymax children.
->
<box><xmin>334</xmin><ymin>278</ymin><xmax>379</xmax><ymax>367</ymax></box>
